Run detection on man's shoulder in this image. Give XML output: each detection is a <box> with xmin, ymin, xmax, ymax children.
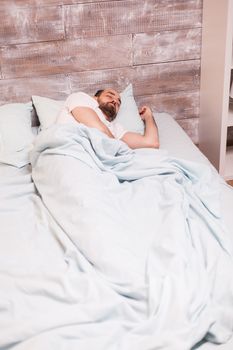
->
<box><xmin>67</xmin><ymin>91</ymin><xmax>91</xmax><ymax>100</ymax></box>
<box><xmin>66</xmin><ymin>91</ymin><xmax>97</xmax><ymax>108</ymax></box>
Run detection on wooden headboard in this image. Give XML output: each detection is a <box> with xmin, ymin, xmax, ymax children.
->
<box><xmin>0</xmin><ymin>0</ymin><xmax>202</xmax><ymax>143</ymax></box>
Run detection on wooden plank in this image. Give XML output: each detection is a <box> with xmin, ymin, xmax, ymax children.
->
<box><xmin>69</xmin><ymin>66</ymin><xmax>132</xmax><ymax>95</ymax></box>
<box><xmin>133</xmin><ymin>60</ymin><xmax>200</xmax><ymax>95</ymax></box>
<box><xmin>0</xmin><ymin>75</ymin><xmax>70</xmax><ymax>105</ymax></box>
<box><xmin>66</xmin><ymin>0</ymin><xmax>202</xmax><ymax>39</ymax></box>
<box><xmin>133</xmin><ymin>28</ymin><xmax>201</xmax><ymax>65</ymax></box>
<box><xmin>0</xmin><ymin>61</ymin><xmax>199</xmax><ymax>105</ymax></box>
<box><xmin>0</xmin><ymin>6</ymin><xmax>64</xmax><ymax>45</ymax></box>
<box><xmin>0</xmin><ymin>59</ymin><xmax>2</xmax><ymax>79</ymax></box>
<box><xmin>1</xmin><ymin>35</ymin><xmax>132</xmax><ymax>79</ymax></box>
<box><xmin>178</xmin><ymin>118</ymin><xmax>199</xmax><ymax>144</ymax></box>
<box><xmin>0</xmin><ymin>0</ymin><xmax>109</xmax><ymax>8</ymax></box>
<box><xmin>69</xmin><ymin>60</ymin><xmax>200</xmax><ymax>96</ymax></box>
<box><xmin>136</xmin><ymin>90</ymin><xmax>199</xmax><ymax>120</ymax></box>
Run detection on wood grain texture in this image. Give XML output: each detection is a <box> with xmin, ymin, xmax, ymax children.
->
<box><xmin>0</xmin><ymin>0</ymin><xmax>109</xmax><ymax>8</ymax></box>
<box><xmin>0</xmin><ymin>75</ymin><xmax>70</xmax><ymax>105</ymax></box>
<box><xmin>136</xmin><ymin>90</ymin><xmax>199</xmax><ymax>119</ymax></box>
<box><xmin>66</xmin><ymin>0</ymin><xmax>202</xmax><ymax>39</ymax></box>
<box><xmin>0</xmin><ymin>0</ymin><xmax>203</xmax><ymax>143</ymax></box>
<box><xmin>132</xmin><ymin>61</ymin><xmax>200</xmax><ymax>95</ymax></box>
<box><xmin>1</xmin><ymin>35</ymin><xmax>132</xmax><ymax>78</ymax></box>
<box><xmin>0</xmin><ymin>5</ymin><xmax>64</xmax><ymax>45</ymax></box>
<box><xmin>69</xmin><ymin>61</ymin><xmax>200</xmax><ymax>96</ymax></box>
<box><xmin>133</xmin><ymin>28</ymin><xmax>201</xmax><ymax>65</ymax></box>
<box><xmin>0</xmin><ymin>59</ymin><xmax>2</xmax><ymax>79</ymax></box>
<box><xmin>69</xmin><ymin>67</ymin><xmax>131</xmax><ymax>95</ymax></box>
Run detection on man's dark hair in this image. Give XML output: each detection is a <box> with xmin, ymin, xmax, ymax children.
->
<box><xmin>95</xmin><ymin>89</ymin><xmax>104</xmax><ymax>97</ymax></box>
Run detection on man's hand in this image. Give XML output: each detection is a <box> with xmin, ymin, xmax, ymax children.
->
<box><xmin>121</xmin><ymin>105</ymin><xmax>159</xmax><ymax>149</ymax></box>
<box><xmin>139</xmin><ymin>106</ymin><xmax>153</xmax><ymax>122</ymax></box>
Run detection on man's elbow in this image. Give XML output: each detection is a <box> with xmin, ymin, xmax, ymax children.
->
<box><xmin>145</xmin><ymin>140</ymin><xmax>160</xmax><ymax>149</ymax></box>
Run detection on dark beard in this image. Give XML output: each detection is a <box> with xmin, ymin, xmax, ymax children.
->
<box><xmin>98</xmin><ymin>102</ymin><xmax>117</xmax><ymax>122</ymax></box>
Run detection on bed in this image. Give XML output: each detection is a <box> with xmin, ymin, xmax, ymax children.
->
<box><xmin>0</xmin><ymin>84</ymin><xmax>233</xmax><ymax>350</ymax></box>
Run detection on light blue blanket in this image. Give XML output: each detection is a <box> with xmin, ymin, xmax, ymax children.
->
<box><xmin>6</xmin><ymin>123</ymin><xmax>233</xmax><ymax>350</ymax></box>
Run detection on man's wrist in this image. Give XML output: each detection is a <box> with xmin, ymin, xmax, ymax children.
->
<box><xmin>144</xmin><ymin>114</ymin><xmax>154</xmax><ymax>123</ymax></box>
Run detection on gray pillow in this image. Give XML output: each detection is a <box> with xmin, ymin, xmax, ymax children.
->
<box><xmin>116</xmin><ymin>83</ymin><xmax>144</xmax><ymax>134</ymax></box>
<box><xmin>32</xmin><ymin>95</ymin><xmax>64</xmax><ymax>130</ymax></box>
<box><xmin>0</xmin><ymin>102</ymin><xmax>34</xmax><ymax>153</ymax></box>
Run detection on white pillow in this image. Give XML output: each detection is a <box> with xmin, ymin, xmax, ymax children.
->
<box><xmin>32</xmin><ymin>95</ymin><xmax>64</xmax><ymax>130</ymax></box>
<box><xmin>116</xmin><ymin>84</ymin><xmax>144</xmax><ymax>134</ymax></box>
<box><xmin>0</xmin><ymin>102</ymin><xmax>34</xmax><ymax>153</ymax></box>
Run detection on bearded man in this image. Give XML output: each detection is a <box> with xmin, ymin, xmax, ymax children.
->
<box><xmin>56</xmin><ymin>88</ymin><xmax>159</xmax><ymax>149</ymax></box>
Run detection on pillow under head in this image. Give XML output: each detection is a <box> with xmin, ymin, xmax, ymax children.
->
<box><xmin>116</xmin><ymin>84</ymin><xmax>144</xmax><ymax>134</ymax></box>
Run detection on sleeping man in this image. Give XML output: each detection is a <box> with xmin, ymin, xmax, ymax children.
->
<box><xmin>56</xmin><ymin>88</ymin><xmax>160</xmax><ymax>149</ymax></box>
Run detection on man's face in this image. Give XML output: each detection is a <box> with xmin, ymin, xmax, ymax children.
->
<box><xmin>97</xmin><ymin>89</ymin><xmax>121</xmax><ymax>121</ymax></box>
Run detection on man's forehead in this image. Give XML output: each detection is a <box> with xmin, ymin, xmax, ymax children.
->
<box><xmin>104</xmin><ymin>89</ymin><xmax>120</xmax><ymax>97</ymax></box>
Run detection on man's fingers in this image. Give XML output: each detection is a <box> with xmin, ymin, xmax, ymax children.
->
<box><xmin>139</xmin><ymin>106</ymin><xmax>147</xmax><ymax>115</ymax></box>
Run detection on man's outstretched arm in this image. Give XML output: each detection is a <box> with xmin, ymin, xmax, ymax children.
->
<box><xmin>121</xmin><ymin>106</ymin><xmax>159</xmax><ymax>149</ymax></box>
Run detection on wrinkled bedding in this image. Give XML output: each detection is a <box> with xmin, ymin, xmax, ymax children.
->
<box><xmin>1</xmin><ymin>123</ymin><xmax>233</xmax><ymax>350</ymax></box>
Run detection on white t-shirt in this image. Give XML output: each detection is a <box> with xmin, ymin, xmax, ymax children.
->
<box><xmin>56</xmin><ymin>92</ymin><xmax>127</xmax><ymax>139</ymax></box>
